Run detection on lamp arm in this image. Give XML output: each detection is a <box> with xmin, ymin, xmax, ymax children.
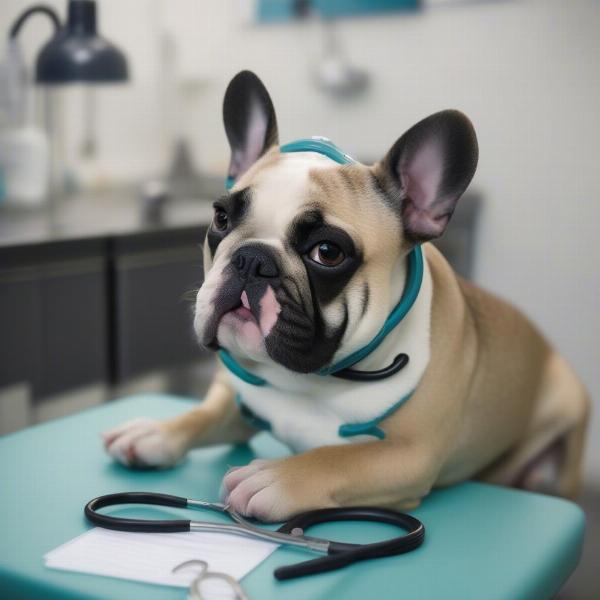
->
<box><xmin>9</xmin><ymin>4</ymin><xmax>61</xmax><ymax>39</ymax></box>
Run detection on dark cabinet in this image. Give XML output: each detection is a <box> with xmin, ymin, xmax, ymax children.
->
<box><xmin>0</xmin><ymin>226</ymin><xmax>208</xmax><ymax>400</ymax></box>
<box><xmin>0</xmin><ymin>241</ymin><xmax>108</xmax><ymax>399</ymax></box>
<box><xmin>0</xmin><ymin>274</ymin><xmax>41</xmax><ymax>392</ymax></box>
<box><xmin>111</xmin><ymin>227</ymin><xmax>208</xmax><ymax>381</ymax></box>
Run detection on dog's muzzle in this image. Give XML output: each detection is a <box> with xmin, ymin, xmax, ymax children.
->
<box><xmin>200</xmin><ymin>244</ymin><xmax>281</xmax><ymax>348</ymax></box>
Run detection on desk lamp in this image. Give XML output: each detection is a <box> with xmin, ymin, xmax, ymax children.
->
<box><xmin>9</xmin><ymin>0</ymin><xmax>128</xmax><ymax>84</ymax></box>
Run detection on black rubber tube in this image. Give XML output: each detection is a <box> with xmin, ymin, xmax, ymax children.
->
<box><xmin>84</xmin><ymin>492</ymin><xmax>191</xmax><ymax>533</ymax></box>
<box><xmin>331</xmin><ymin>353</ymin><xmax>409</xmax><ymax>382</ymax></box>
<box><xmin>274</xmin><ymin>506</ymin><xmax>425</xmax><ymax>580</ymax></box>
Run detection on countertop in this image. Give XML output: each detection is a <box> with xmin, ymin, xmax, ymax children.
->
<box><xmin>0</xmin><ymin>190</ymin><xmax>215</xmax><ymax>249</ymax></box>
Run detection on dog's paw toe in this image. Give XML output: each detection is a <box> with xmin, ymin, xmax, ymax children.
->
<box><xmin>221</xmin><ymin>459</ymin><xmax>290</xmax><ymax>521</ymax></box>
<box><xmin>102</xmin><ymin>417</ymin><xmax>184</xmax><ymax>468</ymax></box>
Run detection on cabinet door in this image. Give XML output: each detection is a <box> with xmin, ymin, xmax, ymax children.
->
<box><xmin>0</xmin><ymin>241</ymin><xmax>109</xmax><ymax>399</ymax></box>
<box><xmin>111</xmin><ymin>228</ymin><xmax>208</xmax><ymax>382</ymax></box>
<box><xmin>0</xmin><ymin>274</ymin><xmax>41</xmax><ymax>392</ymax></box>
<box><xmin>38</xmin><ymin>257</ymin><xmax>108</xmax><ymax>396</ymax></box>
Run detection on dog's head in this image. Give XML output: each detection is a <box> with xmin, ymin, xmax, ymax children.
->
<box><xmin>194</xmin><ymin>71</ymin><xmax>478</xmax><ymax>373</ymax></box>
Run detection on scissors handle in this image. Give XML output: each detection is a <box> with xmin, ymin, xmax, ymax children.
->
<box><xmin>85</xmin><ymin>492</ymin><xmax>192</xmax><ymax>533</ymax></box>
<box><xmin>274</xmin><ymin>506</ymin><xmax>425</xmax><ymax>580</ymax></box>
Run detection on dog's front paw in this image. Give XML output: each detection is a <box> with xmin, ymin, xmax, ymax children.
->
<box><xmin>221</xmin><ymin>457</ymin><xmax>334</xmax><ymax>522</ymax></box>
<box><xmin>101</xmin><ymin>417</ymin><xmax>186</xmax><ymax>468</ymax></box>
<box><xmin>221</xmin><ymin>459</ymin><xmax>290</xmax><ymax>521</ymax></box>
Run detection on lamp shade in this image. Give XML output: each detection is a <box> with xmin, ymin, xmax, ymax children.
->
<box><xmin>36</xmin><ymin>0</ymin><xmax>128</xmax><ymax>84</ymax></box>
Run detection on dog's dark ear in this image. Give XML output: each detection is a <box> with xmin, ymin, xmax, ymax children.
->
<box><xmin>377</xmin><ymin>110</ymin><xmax>478</xmax><ymax>243</ymax></box>
<box><xmin>223</xmin><ymin>71</ymin><xmax>279</xmax><ymax>184</ymax></box>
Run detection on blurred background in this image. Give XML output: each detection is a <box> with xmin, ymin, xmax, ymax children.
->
<box><xmin>0</xmin><ymin>1</ymin><xmax>598</xmax><ymax>597</ymax></box>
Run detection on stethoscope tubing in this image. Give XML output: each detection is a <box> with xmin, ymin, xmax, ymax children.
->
<box><xmin>84</xmin><ymin>492</ymin><xmax>425</xmax><ymax>580</ymax></box>
<box><xmin>84</xmin><ymin>492</ymin><xmax>330</xmax><ymax>550</ymax></box>
<box><xmin>274</xmin><ymin>506</ymin><xmax>425</xmax><ymax>580</ymax></box>
<box><xmin>85</xmin><ymin>492</ymin><xmax>193</xmax><ymax>533</ymax></box>
<box><xmin>331</xmin><ymin>353</ymin><xmax>409</xmax><ymax>382</ymax></box>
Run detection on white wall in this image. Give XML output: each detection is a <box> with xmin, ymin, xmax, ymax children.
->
<box><xmin>2</xmin><ymin>0</ymin><xmax>599</xmax><ymax>480</ymax></box>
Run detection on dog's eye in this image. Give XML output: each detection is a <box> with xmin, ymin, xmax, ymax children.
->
<box><xmin>308</xmin><ymin>242</ymin><xmax>345</xmax><ymax>267</ymax></box>
<box><xmin>213</xmin><ymin>207</ymin><xmax>229</xmax><ymax>232</ymax></box>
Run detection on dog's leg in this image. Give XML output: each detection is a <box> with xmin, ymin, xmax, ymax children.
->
<box><xmin>538</xmin><ymin>354</ymin><xmax>590</xmax><ymax>498</ymax></box>
<box><xmin>477</xmin><ymin>353</ymin><xmax>590</xmax><ymax>498</ymax></box>
<box><xmin>555</xmin><ymin>404</ymin><xmax>590</xmax><ymax>499</ymax></box>
<box><xmin>103</xmin><ymin>366</ymin><xmax>255</xmax><ymax>468</ymax></box>
<box><xmin>221</xmin><ymin>440</ymin><xmax>441</xmax><ymax>522</ymax></box>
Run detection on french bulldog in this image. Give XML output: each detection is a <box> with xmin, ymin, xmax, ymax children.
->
<box><xmin>103</xmin><ymin>71</ymin><xmax>589</xmax><ymax>522</ymax></box>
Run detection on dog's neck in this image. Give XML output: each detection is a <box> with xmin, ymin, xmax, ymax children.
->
<box><xmin>327</xmin><ymin>254</ymin><xmax>410</xmax><ymax>371</ymax></box>
<box><xmin>350</xmin><ymin>253</ymin><xmax>432</xmax><ymax>375</ymax></box>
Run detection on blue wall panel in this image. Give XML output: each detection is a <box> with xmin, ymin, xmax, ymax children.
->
<box><xmin>257</xmin><ymin>0</ymin><xmax>420</xmax><ymax>23</ymax></box>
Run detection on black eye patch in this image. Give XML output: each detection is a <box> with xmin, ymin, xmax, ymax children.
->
<box><xmin>297</xmin><ymin>225</ymin><xmax>357</xmax><ymax>258</ymax></box>
<box><xmin>287</xmin><ymin>210</ymin><xmax>362</xmax><ymax>304</ymax></box>
<box><xmin>206</xmin><ymin>188</ymin><xmax>251</xmax><ymax>257</ymax></box>
<box><xmin>288</xmin><ymin>210</ymin><xmax>357</xmax><ymax>255</ymax></box>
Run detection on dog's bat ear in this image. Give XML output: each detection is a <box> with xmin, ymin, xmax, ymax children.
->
<box><xmin>223</xmin><ymin>70</ymin><xmax>279</xmax><ymax>184</ymax></box>
<box><xmin>376</xmin><ymin>110</ymin><xmax>478</xmax><ymax>243</ymax></box>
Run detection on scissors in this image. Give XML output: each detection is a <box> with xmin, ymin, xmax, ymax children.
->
<box><xmin>172</xmin><ymin>559</ymin><xmax>248</xmax><ymax>600</ymax></box>
<box><xmin>84</xmin><ymin>491</ymin><xmax>425</xmax><ymax>580</ymax></box>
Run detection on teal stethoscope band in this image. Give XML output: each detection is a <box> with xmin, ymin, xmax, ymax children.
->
<box><xmin>219</xmin><ymin>136</ymin><xmax>423</xmax><ymax>386</ymax></box>
<box><xmin>280</xmin><ymin>138</ymin><xmax>357</xmax><ymax>165</ymax></box>
<box><xmin>224</xmin><ymin>138</ymin><xmax>356</xmax><ymax>191</ymax></box>
<box><xmin>233</xmin><ymin>388</ymin><xmax>414</xmax><ymax>441</ymax></box>
<box><xmin>317</xmin><ymin>246</ymin><xmax>422</xmax><ymax>376</ymax></box>
<box><xmin>220</xmin><ymin>349</ymin><xmax>268</xmax><ymax>386</ymax></box>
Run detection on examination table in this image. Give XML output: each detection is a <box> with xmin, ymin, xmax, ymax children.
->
<box><xmin>0</xmin><ymin>395</ymin><xmax>584</xmax><ymax>599</ymax></box>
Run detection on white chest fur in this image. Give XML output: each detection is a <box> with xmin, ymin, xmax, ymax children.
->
<box><xmin>226</xmin><ymin>260</ymin><xmax>433</xmax><ymax>453</ymax></box>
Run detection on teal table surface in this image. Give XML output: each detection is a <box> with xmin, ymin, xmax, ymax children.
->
<box><xmin>0</xmin><ymin>395</ymin><xmax>585</xmax><ymax>600</ymax></box>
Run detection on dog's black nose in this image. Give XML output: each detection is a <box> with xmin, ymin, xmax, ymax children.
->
<box><xmin>232</xmin><ymin>245</ymin><xmax>279</xmax><ymax>279</ymax></box>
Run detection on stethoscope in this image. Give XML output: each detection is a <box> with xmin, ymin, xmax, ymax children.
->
<box><xmin>85</xmin><ymin>491</ymin><xmax>425</xmax><ymax>581</ymax></box>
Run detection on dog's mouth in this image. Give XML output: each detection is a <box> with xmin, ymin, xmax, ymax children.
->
<box><xmin>217</xmin><ymin>290</ymin><xmax>262</xmax><ymax>337</ymax></box>
<box><xmin>199</xmin><ymin>276</ymin><xmax>246</xmax><ymax>349</ymax></box>
<box><xmin>201</xmin><ymin>282</ymin><xmax>280</xmax><ymax>352</ymax></box>
<box><xmin>229</xmin><ymin>290</ymin><xmax>255</xmax><ymax>323</ymax></box>
<box><xmin>197</xmin><ymin>271</ymin><xmax>345</xmax><ymax>373</ymax></box>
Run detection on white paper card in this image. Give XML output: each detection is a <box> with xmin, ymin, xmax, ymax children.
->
<box><xmin>45</xmin><ymin>527</ymin><xmax>278</xmax><ymax>596</ymax></box>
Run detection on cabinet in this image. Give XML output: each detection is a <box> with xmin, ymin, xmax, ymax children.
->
<box><xmin>0</xmin><ymin>240</ymin><xmax>108</xmax><ymax>398</ymax></box>
<box><xmin>0</xmin><ymin>226</ymin><xmax>208</xmax><ymax>400</ymax></box>
<box><xmin>111</xmin><ymin>227</ymin><xmax>207</xmax><ymax>381</ymax></box>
